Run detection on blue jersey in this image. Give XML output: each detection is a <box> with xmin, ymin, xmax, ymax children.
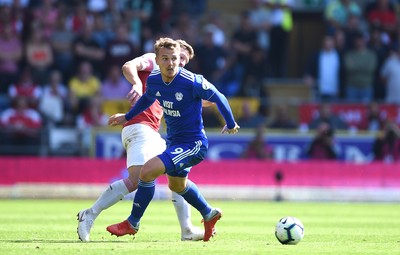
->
<box><xmin>146</xmin><ymin>67</ymin><xmax>217</xmax><ymax>144</ymax></box>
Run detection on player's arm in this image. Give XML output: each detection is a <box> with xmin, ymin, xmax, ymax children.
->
<box><xmin>109</xmin><ymin>93</ymin><xmax>156</xmax><ymax>126</ymax></box>
<box><xmin>207</xmin><ymin>90</ymin><xmax>240</xmax><ymax>134</ymax></box>
<box><xmin>122</xmin><ymin>53</ymin><xmax>156</xmax><ymax>104</ymax></box>
<box><xmin>195</xmin><ymin>76</ymin><xmax>239</xmax><ymax>134</ymax></box>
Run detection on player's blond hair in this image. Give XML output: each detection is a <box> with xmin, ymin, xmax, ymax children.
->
<box><xmin>154</xmin><ymin>37</ymin><xmax>180</xmax><ymax>56</ymax></box>
<box><xmin>176</xmin><ymin>39</ymin><xmax>195</xmax><ymax>60</ymax></box>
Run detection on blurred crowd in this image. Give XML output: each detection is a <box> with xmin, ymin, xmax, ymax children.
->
<box><xmin>0</xmin><ymin>0</ymin><xmax>399</xmax><ymax>160</ymax></box>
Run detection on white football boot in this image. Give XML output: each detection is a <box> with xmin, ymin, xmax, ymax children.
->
<box><xmin>77</xmin><ymin>209</ymin><xmax>96</xmax><ymax>242</ymax></box>
<box><xmin>181</xmin><ymin>226</ymin><xmax>206</xmax><ymax>241</ymax></box>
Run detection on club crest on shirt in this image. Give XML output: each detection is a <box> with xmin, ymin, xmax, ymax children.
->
<box><xmin>175</xmin><ymin>92</ymin><xmax>183</xmax><ymax>101</ymax></box>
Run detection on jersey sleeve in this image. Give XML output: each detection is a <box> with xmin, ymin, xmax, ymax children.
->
<box><xmin>138</xmin><ymin>53</ymin><xmax>157</xmax><ymax>72</ymax></box>
<box><xmin>192</xmin><ymin>75</ymin><xmax>217</xmax><ymax>100</ymax></box>
<box><xmin>125</xmin><ymin>92</ymin><xmax>156</xmax><ymax>121</ymax></box>
<box><xmin>193</xmin><ymin>74</ymin><xmax>236</xmax><ymax>129</ymax></box>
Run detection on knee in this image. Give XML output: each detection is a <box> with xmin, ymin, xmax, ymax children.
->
<box><xmin>139</xmin><ymin>167</ymin><xmax>156</xmax><ymax>182</ymax></box>
<box><xmin>168</xmin><ymin>182</ymin><xmax>186</xmax><ymax>193</ymax></box>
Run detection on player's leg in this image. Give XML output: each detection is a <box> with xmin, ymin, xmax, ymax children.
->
<box><xmin>125</xmin><ymin>130</ymin><xmax>204</xmax><ymax>240</ymax></box>
<box><xmin>77</xmin><ymin>124</ymin><xmax>145</xmax><ymax>241</ymax></box>
<box><xmin>169</xmin><ymin>176</ymin><xmax>222</xmax><ymax>241</ymax></box>
<box><xmin>165</xmin><ymin>141</ymin><xmax>222</xmax><ymax>241</ymax></box>
<box><xmin>77</xmin><ymin>165</ymin><xmax>139</xmax><ymax>241</ymax></box>
<box><xmin>171</xmin><ymin>190</ymin><xmax>204</xmax><ymax>241</ymax></box>
<box><xmin>106</xmin><ymin>156</ymin><xmax>166</xmax><ymax>236</ymax></box>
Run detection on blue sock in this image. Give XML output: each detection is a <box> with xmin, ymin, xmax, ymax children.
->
<box><xmin>177</xmin><ymin>180</ymin><xmax>212</xmax><ymax>218</ymax></box>
<box><xmin>128</xmin><ymin>179</ymin><xmax>155</xmax><ymax>227</ymax></box>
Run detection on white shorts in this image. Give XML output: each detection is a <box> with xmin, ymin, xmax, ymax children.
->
<box><xmin>121</xmin><ymin>124</ymin><xmax>166</xmax><ymax>167</ymax></box>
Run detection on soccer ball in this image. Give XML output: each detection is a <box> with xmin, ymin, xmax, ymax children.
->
<box><xmin>275</xmin><ymin>216</ymin><xmax>304</xmax><ymax>245</ymax></box>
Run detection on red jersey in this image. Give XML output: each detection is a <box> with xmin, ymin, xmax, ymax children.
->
<box><xmin>123</xmin><ymin>53</ymin><xmax>163</xmax><ymax>131</ymax></box>
<box><xmin>9</xmin><ymin>83</ymin><xmax>41</xmax><ymax>99</ymax></box>
<box><xmin>0</xmin><ymin>108</ymin><xmax>42</xmax><ymax>132</ymax></box>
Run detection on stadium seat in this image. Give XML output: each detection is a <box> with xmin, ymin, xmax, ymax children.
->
<box><xmin>228</xmin><ymin>97</ymin><xmax>260</xmax><ymax>119</ymax></box>
<box><xmin>102</xmin><ymin>100</ymin><xmax>131</xmax><ymax>117</ymax></box>
<box><xmin>48</xmin><ymin>127</ymin><xmax>81</xmax><ymax>156</ymax></box>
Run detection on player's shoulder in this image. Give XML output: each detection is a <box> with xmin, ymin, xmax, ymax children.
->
<box><xmin>178</xmin><ymin>68</ymin><xmax>195</xmax><ymax>81</ymax></box>
<box><xmin>139</xmin><ymin>52</ymin><xmax>156</xmax><ymax>62</ymax></box>
<box><xmin>178</xmin><ymin>68</ymin><xmax>206</xmax><ymax>84</ymax></box>
<box><xmin>148</xmin><ymin>69</ymin><xmax>161</xmax><ymax>82</ymax></box>
<box><xmin>137</xmin><ymin>53</ymin><xmax>156</xmax><ymax>71</ymax></box>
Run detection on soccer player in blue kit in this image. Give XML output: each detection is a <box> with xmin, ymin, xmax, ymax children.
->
<box><xmin>107</xmin><ymin>37</ymin><xmax>240</xmax><ymax>241</ymax></box>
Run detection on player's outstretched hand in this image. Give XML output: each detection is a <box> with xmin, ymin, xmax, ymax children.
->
<box><xmin>108</xmin><ymin>113</ymin><xmax>127</xmax><ymax>126</ymax></box>
<box><xmin>221</xmin><ymin>123</ymin><xmax>240</xmax><ymax>134</ymax></box>
<box><xmin>127</xmin><ymin>88</ymin><xmax>142</xmax><ymax>105</ymax></box>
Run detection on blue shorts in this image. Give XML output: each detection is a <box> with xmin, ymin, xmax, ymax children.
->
<box><xmin>158</xmin><ymin>140</ymin><xmax>208</xmax><ymax>177</ymax></box>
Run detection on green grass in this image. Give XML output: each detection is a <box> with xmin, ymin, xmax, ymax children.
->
<box><xmin>0</xmin><ymin>199</ymin><xmax>399</xmax><ymax>255</ymax></box>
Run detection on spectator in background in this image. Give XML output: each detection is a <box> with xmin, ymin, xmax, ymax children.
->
<box><xmin>372</xmin><ymin>120</ymin><xmax>400</xmax><ymax>162</ymax></box>
<box><xmin>305</xmin><ymin>122</ymin><xmax>338</xmax><ymax>160</ymax></box>
<box><xmin>343</xmin><ymin>14</ymin><xmax>363</xmax><ymax>51</ymax></box>
<box><xmin>39</xmin><ymin>70</ymin><xmax>68</xmax><ymax>126</ymax></box>
<box><xmin>248</xmin><ymin>0</ymin><xmax>271</xmax><ymax>53</ymax></box>
<box><xmin>105</xmin><ymin>23</ymin><xmax>138</xmax><ymax>73</ymax></box>
<box><xmin>264</xmin><ymin>0</ymin><xmax>293</xmax><ymax>78</ymax></box>
<box><xmin>70</xmin><ymin>3</ymin><xmax>93</xmax><ymax>34</ymax></box>
<box><xmin>101</xmin><ymin>65</ymin><xmax>131</xmax><ymax>100</ymax></box>
<box><xmin>149</xmin><ymin>0</ymin><xmax>179</xmax><ymax>35</ymax></box>
<box><xmin>220</xmin><ymin>10</ymin><xmax>257</xmax><ymax>97</ymax></box>
<box><xmin>68</xmin><ymin>61</ymin><xmax>101</xmax><ymax>115</ymax></box>
<box><xmin>232</xmin><ymin>10</ymin><xmax>258</xmax><ymax>76</ymax></box>
<box><xmin>241</xmin><ymin>126</ymin><xmax>273</xmax><ymax>160</ymax></box>
<box><xmin>193</xmin><ymin>27</ymin><xmax>227</xmax><ymax>84</ymax></box>
<box><xmin>241</xmin><ymin>44</ymin><xmax>268</xmax><ymax>97</ymax></box>
<box><xmin>368</xmin><ymin>26</ymin><xmax>390</xmax><ymax>101</ymax></box>
<box><xmin>237</xmin><ymin>101</ymin><xmax>268</xmax><ymax>129</ymax></box>
<box><xmin>267</xmin><ymin>104</ymin><xmax>297</xmax><ymax>129</ymax></box>
<box><xmin>364</xmin><ymin>0</ymin><xmax>398</xmax><ymax>42</ymax></box>
<box><xmin>0</xmin><ymin>23</ymin><xmax>22</xmax><ymax>110</ymax></box>
<box><xmin>25</xmin><ymin>22</ymin><xmax>54</xmax><ymax>85</ymax></box>
<box><xmin>76</xmin><ymin>94</ymin><xmax>108</xmax><ymax>155</ymax></box>
<box><xmin>324</xmin><ymin>0</ymin><xmax>361</xmax><ymax>32</ymax></box>
<box><xmin>176</xmin><ymin>0</ymin><xmax>206</xmax><ymax>19</ymax></box>
<box><xmin>123</xmin><ymin>0</ymin><xmax>152</xmax><ymax>46</ymax></box>
<box><xmin>380</xmin><ymin>42</ymin><xmax>400</xmax><ymax>105</ymax></box>
<box><xmin>72</xmin><ymin>22</ymin><xmax>105</xmax><ymax>78</ymax></box>
<box><xmin>0</xmin><ymin>5</ymin><xmax>21</xmax><ymax>35</ymax></box>
<box><xmin>0</xmin><ymin>96</ymin><xmax>42</xmax><ymax>153</ymax></box>
<box><xmin>8</xmin><ymin>67</ymin><xmax>42</xmax><ymax>109</ymax></box>
<box><xmin>344</xmin><ymin>31</ymin><xmax>377</xmax><ymax>102</ymax></box>
<box><xmin>332</xmin><ymin>28</ymin><xmax>348</xmax><ymax>98</ymax></box>
<box><xmin>100</xmin><ymin>0</ymin><xmax>123</xmax><ymax>33</ymax></box>
<box><xmin>308</xmin><ymin>103</ymin><xmax>348</xmax><ymax>131</ymax></box>
<box><xmin>333</xmin><ymin>27</ymin><xmax>347</xmax><ymax>54</ymax></box>
<box><xmin>92</xmin><ymin>13</ymin><xmax>115</xmax><ymax>49</ymax></box>
<box><xmin>359</xmin><ymin>102</ymin><xmax>386</xmax><ymax>131</ymax></box>
<box><xmin>201</xmin><ymin>11</ymin><xmax>226</xmax><ymax>48</ymax></box>
<box><xmin>50</xmin><ymin>13</ymin><xmax>76</xmax><ymax>83</ymax></box>
<box><xmin>32</xmin><ymin>0</ymin><xmax>59</xmax><ymax>40</ymax></box>
<box><xmin>304</xmin><ymin>34</ymin><xmax>342</xmax><ymax>102</ymax></box>
<box><xmin>169</xmin><ymin>12</ymin><xmax>198</xmax><ymax>45</ymax></box>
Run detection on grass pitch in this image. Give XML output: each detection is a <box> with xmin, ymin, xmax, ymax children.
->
<box><xmin>0</xmin><ymin>199</ymin><xmax>399</xmax><ymax>255</ymax></box>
